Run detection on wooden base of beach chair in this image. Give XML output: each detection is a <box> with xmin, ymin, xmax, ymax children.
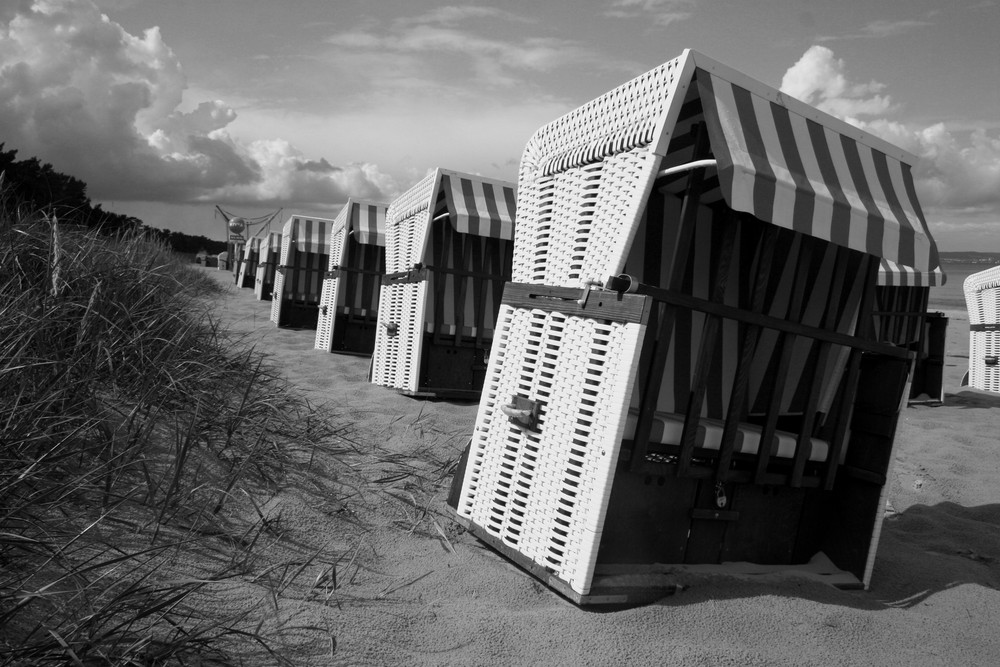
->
<box><xmin>329</xmin><ymin>314</ymin><xmax>378</xmax><ymax>355</ymax></box>
<box><xmin>906</xmin><ymin>312</ymin><xmax>946</xmax><ymax>404</ymax></box>
<box><xmin>278</xmin><ymin>303</ymin><xmax>320</xmax><ymax>329</ymax></box>
<box><xmin>449</xmin><ymin>350</ymin><xmax>909</xmax><ymax>605</ymax></box>
<box><xmin>411</xmin><ymin>334</ymin><xmax>490</xmax><ymax>399</ymax></box>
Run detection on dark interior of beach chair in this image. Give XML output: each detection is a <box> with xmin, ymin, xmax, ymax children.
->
<box><xmin>415</xmin><ymin>192</ymin><xmax>513</xmax><ymax>397</ymax></box>
<box><xmin>257</xmin><ymin>260</ymin><xmax>276</xmax><ymax>301</ymax></box>
<box><xmin>874</xmin><ymin>285</ymin><xmax>946</xmax><ymax>401</ymax></box>
<box><xmin>277</xmin><ymin>246</ymin><xmax>328</xmax><ymax>329</ymax></box>
<box><xmin>593</xmin><ymin>121</ymin><xmax>914</xmax><ymax>585</ymax></box>
<box><xmin>326</xmin><ymin>234</ymin><xmax>385</xmax><ymax>354</ymax></box>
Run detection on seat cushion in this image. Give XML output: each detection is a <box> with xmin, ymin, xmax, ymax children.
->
<box><xmin>623</xmin><ymin>410</ymin><xmax>830</xmax><ymax>463</ymax></box>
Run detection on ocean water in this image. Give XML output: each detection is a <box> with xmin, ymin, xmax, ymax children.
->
<box><xmin>928</xmin><ymin>261</ymin><xmax>996</xmax><ymax>312</ymax></box>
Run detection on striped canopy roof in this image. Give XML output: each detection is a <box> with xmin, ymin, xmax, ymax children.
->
<box><xmin>877</xmin><ymin>258</ymin><xmax>946</xmax><ymax>287</ymax></box>
<box><xmin>282</xmin><ymin>215</ymin><xmax>335</xmax><ymax>254</ymax></box>
<box><xmin>336</xmin><ymin>199</ymin><xmax>388</xmax><ymax>246</ymax></box>
<box><xmin>440</xmin><ymin>171</ymin><xmax>517</xmax><ymax>240</ymax></box>
<box><xmin>687</xmin><ymin>51</ymin><xmax>938</xmax><ymax>272</ymax></box>
<box><xmin>267</xmin><ymin>231</ymin><xmax>283</xmax><ymax>252</ymax></box>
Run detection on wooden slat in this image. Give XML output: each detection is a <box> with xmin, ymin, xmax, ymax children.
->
<box><xmin>677</xmin><ymin>212</ymin><xmax>738</xmax><ymax>478</ymax></box>
<box><xmin>605</xmin><ymin>277</ymin><xmax>911</xmax><ymax>360</ymax></box>
<box><xmin>452</xmin><ymin>223</ymin><xmax>468</xmax><ymax>346</ymax></box>
<box><xmin>716</xmin><ymin>222</ymin><xmax>778</xmax><ymax>481</ymax></box>
<box><xmin>502</xmin><ymin>283</ymin><xmax>651</xmax><ymax>324</ymax></box>
<box><xmin>823</xmin><ymin>254</ymin><xmax>880</xmax><ymax>490</ymax></box>
<box><xmin>631</xmin><ymin>123</ymin><xmax>711</xmax><ymax>473</ymax></box>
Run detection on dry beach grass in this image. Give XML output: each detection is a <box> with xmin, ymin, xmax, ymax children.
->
<box><xmin>3</xmin><ymin>203</ymin><xmax>999</xmax><ymax>664</ymax></box>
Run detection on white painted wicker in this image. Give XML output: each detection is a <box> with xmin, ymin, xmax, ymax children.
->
<box><xmin>315</xmin><ymin>215</ymin><xmax>349</xmax><ymax>351</ymax></box>
<box><xmin>964</xmin><ymin>265</ymin><xmax>1000</xmax><ymax>392</ymax></box>
<box><xmin>452</xmin><ymin>49</ymin><xmax>931</xmax><ymax>602</ymax></box>
<box><xmin>370</xmin><ymin>169</ymin><xmax>516</xmax><ymax>396</ymax></box>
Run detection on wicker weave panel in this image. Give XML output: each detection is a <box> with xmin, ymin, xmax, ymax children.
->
<box><xmin>371</xmin><ymin>281</ymin><xmax>426</xmax><ymax>393</ymax></box>
<box><xmin>519</xmin><ymin>55</ymin><xmax>685</xmax><ymax>177</ymax></box>
<box><xmin>512</xmin><ymin>149</ymin><xmax>660</xmax><ymax>287</ymax></box>
<box><xmin>269</xmin><ymin>235</ymin><xmax>291</xmax><ymax>324</ymax></box>
<box><xmin>386</xmin><ymin>173</ymin><xmax>438</xmax><ymax>272</ymax></box>
<box><xmin>456</xmin><ymin>304</ymin><xmax>645</xmax><ymax>595</ymax></box>
<box><xmin>314</xmin><ymin>223</ymin><xmax>347</xmax><ymax>351</ymax></box>
<box><xmin>371</xmin><ymin>194</ymin><xmax>433</xmax><ymax>390</ymax></box>
<box><xmin>965</xmin><ymin>266</ymin><xmax>1000</xmax><ymax>391</ymax></box>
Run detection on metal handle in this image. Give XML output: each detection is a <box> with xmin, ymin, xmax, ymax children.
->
<box><xmin>501</xmin><ymin>396</ymin><xmax>541</xmax><ymax>430</ymax></box>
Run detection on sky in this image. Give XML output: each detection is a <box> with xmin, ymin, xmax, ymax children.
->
<box><xmin>1</xmin><ymin>0</ymin><xmax>999</xmax><ymax>251</ymax></box>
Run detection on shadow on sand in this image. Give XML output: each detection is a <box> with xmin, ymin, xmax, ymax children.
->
<box><xmin>619</xmin><ymin>500</ymin><xmax>1000</xmax><ymax>613</ymax></box>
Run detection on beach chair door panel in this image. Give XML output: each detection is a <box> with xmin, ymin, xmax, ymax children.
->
<box><xmin>269</xmin><ymin>235</ymin><xmax>292</xmax><ymax>324</ymax></box>
<box><xmin>316</xmin><ymin>226</ymin><xmax>347</xmax><ymax>351</ymax></box>
<box><xmin>453</xmin><ymin>301</ymin><xmax>647</xmax><ymax>596</ymax></box>
<box><xmin>372</xmin><ymin>281</ymin><xmax>427</xmax><ymax>393</ymax></box>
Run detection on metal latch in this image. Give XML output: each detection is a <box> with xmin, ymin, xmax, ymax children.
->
<box><xmin>501</xmin><ymin>395</ymin><xmax>541</xmax><ymax>431</ymax></box>
<box><xmin>577</xmin><ymin>280</ymin><xmax>604</xmax><ymax>307</ymax></box>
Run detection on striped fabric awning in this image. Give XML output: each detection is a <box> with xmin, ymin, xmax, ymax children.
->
<box><xmin>695</xmin><ymin>66</ymin><xmax>937</xmax><ymax>272</ymax></box>
<box><xmin>268</xmin><ymin>231</ymin><xmax>283</xmax><ymax>252</ymax></box>
<box><xmin>878</xmin><ymin>258</ymin><xmax>946</xmax><ymax>287</ymax></box>
<box><xmin>441</xmin><ymin>173</ymin><xmax>517</xmax><ymax>240</ymax></box>
<box><xmin>284</xmin><ymin>215</ymin><xmax>333</xmax><ymax>254</ymax></box>
<box><xmin>351</xmin><ymin>201</ymin><xmax>388</xmax><ymax>246</ymax></box>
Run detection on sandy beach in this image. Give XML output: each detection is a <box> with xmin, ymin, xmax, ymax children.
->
<box><xmin>204</xmin><ymin>266</ymin><xmax>1000</xmax><ymax>666</ymax></box>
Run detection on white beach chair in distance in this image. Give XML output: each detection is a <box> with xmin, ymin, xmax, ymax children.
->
<box><xmin>371</xmin><ymin>168</ymin><xmax>517</xmax><ymax>399</ymax></box>
<box><xmin>963</xmin><ymin>265</ymin><xmax>1000</xmax><ymax>392</ymax></box>
<box><xmin>253</xmin><ymin>231</ymin><xmax>283</xmax><ymax>301</ymax></box>
<box><xmin>314</xmin><ymin>199</ymin><xmax>389</xmax><ymax>356</ymax></box>
<box><xmin>236</xmin><ymin>235</ymin><xmax>263</xmax><ymax>289</ymax></box>
<box><xmin>270</xmin><ymin>215</ymin><xmax>334</xmax><ymax>328</ymax></box>
<box><xmin>447</xmin><ymin>49</ymin><xmax>942</xmax><ymax>605</ymax></box>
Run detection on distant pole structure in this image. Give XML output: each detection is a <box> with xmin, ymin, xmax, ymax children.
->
<box><xmin>214</xmin><ymin>206</ymin><xmax>283</xmax><ymax>245</ymax></box>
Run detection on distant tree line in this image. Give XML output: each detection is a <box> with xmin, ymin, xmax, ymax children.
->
<box><xmin>0</xmin><ymin>144</ymin><xmax>225</xmax><ymax>255</ymax></box>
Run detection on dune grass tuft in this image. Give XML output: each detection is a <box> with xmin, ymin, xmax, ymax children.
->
<box><xmin>0</xmin><ymin>197</ymin><xmax>351</xmax><ymax>664</ymax></box>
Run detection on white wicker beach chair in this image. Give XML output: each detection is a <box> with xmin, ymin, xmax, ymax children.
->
<box><xmin>370</xmin><ymin>168</ymin><xmax>517</xmax><ymax>399</ymax></box>
<box><xmin>876</xmin><ymin>259</ymin><xmax>947</xmax><ymax>403</ymax></box>
<box><xmin>314</xmin><ymin>199</ymin><xmax>388</xmax><ymax>355</ymax></box>
<box><xmin>963</xmin><ymin>266</ymin><xmax>1000</xmax><ymax>392</ymax></box>
<box><xmin>447</xmin><ymin>49</ymin><xmax>941</xmax><ymax>605</ymax></box>
<box><xmin>230</xmin><ymin>243</ymin><xmax>244</xmax><ymax>281</ymax></box>
<box><xmin>270</xmin><ymin>215</ymin><xmax>334</xmax><ymax>328</ymax></box>
<box><xmin>236</xmin><ymin>235</ymin><xmax>263</xmax><ymax>289</ymax></box>
<box><xmin>253</xmin><ymin>232</ymin><xmax>283</xmax><ymax>301</ymax></box>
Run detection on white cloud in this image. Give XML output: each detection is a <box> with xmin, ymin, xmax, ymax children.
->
<box><xmin>780</xmin><ymin>46</ymin><xmax>895</xmax><ymax>121</ymax></box>
<box><xmin>0</xmin><ymin>0</ymin><xmax>393</xmax><ymax>208</ymax></box>
<box><xmin>779</xmin><ymin>45</ymin><xmax>1000</xmax><ymax>237</ymax></box>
